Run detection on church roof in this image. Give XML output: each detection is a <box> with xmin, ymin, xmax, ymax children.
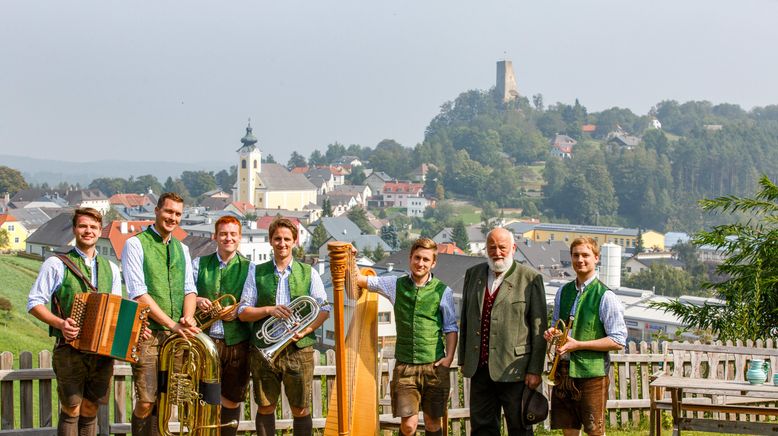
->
<box><xmin>257</xmin><ymin>164</ymin><xmax>317</xmax><ymax>192</ymax></box>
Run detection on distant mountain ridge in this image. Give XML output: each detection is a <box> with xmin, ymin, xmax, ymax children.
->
<box><xmin>0</xmin><ymin>154</ymin><xmax>232</xmax><ymax>186</ymax></box>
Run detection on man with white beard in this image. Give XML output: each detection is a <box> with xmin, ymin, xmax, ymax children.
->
<box><xmin>458</xmin><ymin>227</ymin><xmax>548</xmax><ymax>436</ymax></box>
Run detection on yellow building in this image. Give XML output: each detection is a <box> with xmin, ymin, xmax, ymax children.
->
<box><xmin>528</xmin><ymin>223</ymin><xmax>664</xmax><ymax>251</ymax></box>
<box><xmin>0</xmin><ymin>214</ymin><xmax>29</xmax><ymax>251</ymax></box>
<box><xmin>233</xmin><ymin>122</ymin><xmax>317</xmax><ymax>211</ymax></box>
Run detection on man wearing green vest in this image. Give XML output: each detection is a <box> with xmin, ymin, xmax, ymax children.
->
<box><xmin>193</xmin><ymin>215</ymin><xmax>251</xmax><ymax>436</ymax></box>
<box><xmin>544</xmin><ymin>237</ymin><xmax>626</xmax><ymax>436</ymax></box>
<box><xmin>459</xmin><ymin>227</ymin><xmax>547</xmax><ymax>436</ymax></box>
<box><xmin>122</xmin><ymin>192</ymin><xmax>200</xmax><ymax>436</ymax></box>
<box><xmin>27</xmin><ymin>208</ymin><xmax>122</xmax><ymax>436</ymax></box>
<box><xmin>238</xmin><ymin>217</ymin><xmax>330</xmax><ymax>436</ymax></box>
<box><xmin>356</xmin><ymin>237</ymin><xmax>458</xmax><ymax>436</ymax></box>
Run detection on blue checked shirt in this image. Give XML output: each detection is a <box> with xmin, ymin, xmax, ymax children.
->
<box><xmin>237</xmin><ymin>259</ymin><xmax>331</xmax><ymax>315</ymax></box>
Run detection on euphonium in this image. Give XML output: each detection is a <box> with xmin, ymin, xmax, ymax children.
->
<box><xmin>255</xmin><ymin>295</ymin><xmax>323</xmax><ymax>364</ymax></box>
<box><xmin>157</xmin><ymin>332</ymin><xmax>238</xmax><ymax>435</ymax></box>
<box><xmin>194</xmin><ymin>294</ymin><xmax>238</xmax><ymax>330</ymax></box>
<box><xmin>542</xmin><ymin>317</ymin><xmax>574</xmax><ymax>386</ymax></box>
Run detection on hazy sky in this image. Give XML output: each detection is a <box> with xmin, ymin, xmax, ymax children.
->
<box><xmin>2</xmin><ymin>0</ymin><xmax>777</xmax><ymax>165</ymax></box>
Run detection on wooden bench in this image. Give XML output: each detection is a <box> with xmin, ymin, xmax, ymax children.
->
<box><xmin>649</xmin><ymin>341</ymin><xmax>778</xmax><ymax>435</ymax></box>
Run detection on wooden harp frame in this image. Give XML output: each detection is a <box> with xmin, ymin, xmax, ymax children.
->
<box><xmin>324</xmin><ymin>241</ymin><xmax>379</xmax><ymax>436</ymax></box>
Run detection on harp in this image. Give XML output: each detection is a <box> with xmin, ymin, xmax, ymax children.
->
<box><xmin>324</xmin><ymin>242</ymin><xmax>379</xmax><ymax>436</ymax></box>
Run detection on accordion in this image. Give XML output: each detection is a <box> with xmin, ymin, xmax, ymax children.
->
<box><xmin>68</xmin><ymin>293</ymin><xmax>150</xmax><ymax>363</ymax></box>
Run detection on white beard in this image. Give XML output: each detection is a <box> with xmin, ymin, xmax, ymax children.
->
<box><xmin>487</xmin><ymin>256</ymin><xmax>512</xmax><ymax>273</ymax></box>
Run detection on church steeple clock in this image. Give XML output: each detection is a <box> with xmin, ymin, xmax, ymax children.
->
<box><xmin>234</xmin><ymin>119</ymin><xmax>262</xmax><ymax>205</ymax></box>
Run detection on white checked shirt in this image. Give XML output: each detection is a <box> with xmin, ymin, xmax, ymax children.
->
<box><xmin>27</xmin><ymin>247</ymin><xmax>122</xmax><ymax>312</ymax></box>
<box><xmin>237</xmin><ymin>259</ymin><xmax>330</xmax><ymax>315</ymax></box>
<box><xmin>121</xmin><ymin>224</ymin><xmax>197</xmax><ymax>300</ymax></box>
<box><xmin>192</xmin><ymin>252</ymin><xmax>246</xmax><ymax>339</ymax></box>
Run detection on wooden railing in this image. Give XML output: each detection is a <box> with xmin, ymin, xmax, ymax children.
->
<box><xmin>1</xmin><ymin>340</ymin><xmax>775</xmax><ymax>435</ymax></box>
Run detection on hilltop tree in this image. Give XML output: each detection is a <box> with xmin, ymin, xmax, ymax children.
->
<box><xmin>0</xmin><ymin>166</ymin><xmax>29</xmax><ymax>196</ymax></box>
<box><xmin>288</xmin><ymin>152</ymin><xmax>307</xmax><ymax>169</ymax></box>
<box><xmin>380</xmin><ymin>224</ymin><xmax>399</xmax><ymax>249</ymax></box>
<box><xmin>163</xmin><ymin>177</ymin><xmax>193</xmax><ymax>204</ymax></box>
<box><xmin>652</xmin><ymin>175</ymin><xmax>778</xmax><ymax>341</ymax></box>
<box><xmin>624</xmin><ymin>264</ymin><xmax>694</xmax><ymax>297</ymax></box>
<box><xmin>309</xmin><ymin>150</ymin><xmax>325</xmax><ymax>166</ymax></box>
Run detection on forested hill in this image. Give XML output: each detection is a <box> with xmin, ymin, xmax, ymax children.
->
<box><xmin>360</xmin><ymin>90</ymin><xmax>778</xmax><ymax>233</ymax></box>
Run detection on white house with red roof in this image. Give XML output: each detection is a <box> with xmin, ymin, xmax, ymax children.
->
<box><xmin>380</xmin><ymin>182</ymin><xmax>424</xmax><ymax>208</ymax></box>
<box><xmin>550</xmin><ymin>134</ymin><xmax>576</xmax><ymax>159</ymax></box>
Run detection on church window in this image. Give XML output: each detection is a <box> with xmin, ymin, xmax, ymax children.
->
<box><xmin>254</xmin><ymin>160</ymin><xmax>257</xmax><ymax>168</ymax></box>
<box><xmin>242</xmin><ymin>159</ymin><xmax>246</xmax><ymax>169</ymax></box>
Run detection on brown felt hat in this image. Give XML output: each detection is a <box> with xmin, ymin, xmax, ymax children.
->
<box><xmin>521</xmin><ymin>387</ymin><xmax>549</xmax><ymax>427</ymax></box>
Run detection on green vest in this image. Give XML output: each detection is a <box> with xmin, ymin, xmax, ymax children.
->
<box><xmin>394</xmin><ymin>275</ymin><xmax>447</xmax><ymax>364</ymax></box>
<box><xmin>558</xmin><ymin>278</ymin><xmax>609</xmax><ymax>378</ymax></box>
<box><xmin>50</xmin><ymin>249</ymin><xmax>114</xmax><ymax>338</ymax></box>
<box><xmin>136</xmin><ymin>227</ymin><xmax>186</xmax><ymax>331</ymax></box>
<box><xmin>250</xmin><ymin>260</ymin><xmax>316</xmax><ymax>349</ymax></box>
<box><xmin>196</xmin><ymin>253</ymin><xmax>251</xmax><ymax>345</ymax></box>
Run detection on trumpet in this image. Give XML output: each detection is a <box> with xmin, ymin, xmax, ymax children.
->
<box><xmin>255</xmin><ymin>295</ymin><xmax>323</xmax><ymax>364</ymax></box>
<box><xmin>542</xmin><ymin>317</ymin><xmax>574</xmax><ymax>386</ymax></box>
<box><xmin>194</xmin><ymin>294</ymin><xmax>238</xmax><ymax>330</ymax></box>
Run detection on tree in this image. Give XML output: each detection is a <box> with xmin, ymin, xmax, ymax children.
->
<box><xmin>370</xmin><ymin>244</ymin><xmax>386</xmax><ymax>262</ymax></box>
<box><xmin>322</xmin><ymin>198</ymin><xmax>333</xmax><ymax>217</ymax></box>
<box><xmin>652</xmin><ymin>176</ymin><xmax>778</xmax><ymax>341</ymax></box>
<box><xmin>346</xmin><ymin>166</ymin><xmax>366</xmax><ymax>185</ymax></box>
<box><xmin>0</xmin><ymin>166</ymin><xmax>29</xmax><ymax>196</ymax></box>
<box><xmin>163</xmin><ymin>177</ymin><xmax>193</xmax><ymax>204</ymax></box>
<box><xmin>309</xmin><ymin>150</ymin><xmax>325</xmax><ymax>166</ymax></box>
<box><xmin>127</xmin><ymin>174</ymin><xmax>163</xmax><ymax>195</ymax></box>
<box><xmin>287</xmin><ymin>151</ymin><xmax>307</xmax><ymax>169</ymax></box>
<box><xmin>262</xmin><ymin>154</ymin><xmax>277</xmax><ymax>164</ymax></box>
<box><xmin>180</xmin><ymin>171</ymin><xmax>217</xmax><ymax>198</ymax></box>
<box><xmin>452</xmin><ymin>220</ymin><xmax>470</xmax><ymax>253</ymax></box>
<box><xmin>0</xmin><ymin>229</ymin><xmax>9</xmax><ymax>250</ymax></box>
<box><xmin>215</xmin><ymin>167</ymin><xmax>237</xmax><ymax>192</ymax></box>
<box><xmin>103</xmin><ymin>208</ymin><xmax>122</xmax><ymax>225</ymax></box>
<box><xmin>635</xmin><ymin>228</ymin><xmax>645</xmax><ymax>253</ymax></box>
<box><xmin>623</xmin><ymin>264</ymin><xmax>694</xmax><ymax>297</ymax></box>
<box><xmin>309</xmin><ymin>224</ymin><xmax>329</xmax><ymax>253</ymax></box>
<box><xmin>0</xmin><ymin>297</ymin><xmax>11</xmax><ymax>326</ymax></box>
<box><xmin>380</xmin><ymin>224</ymin><xmax>399</xmax><ymax>249</ymax></box>
<box><xmin>89</xmin><ymin>177</ymin><xmax>127</xmax><ymax>196</ymax></box>
<box><xmin>347</xmin><ymin>206</ymin><xmax>373</xmax><ymax>235</ymax></box>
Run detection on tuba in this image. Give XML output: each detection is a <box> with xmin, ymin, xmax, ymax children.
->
<box><xmin>157</xmin><ymin>332</ymin><xmax>238</xmax><ymax>435</ymax></box>
<box><xmin>542</xmin><ymin>317</ymin><xmax>574</xmax><ymax>386</ymax></box>
<box><xmin>194</xmin><ymin>294</ymin><xmax>238</xmax><ymax>330</ymax></box>
<box><xmin>255</xmin><ymin>295</ymin><xmax>323</xmax><ymax>364</ymax></box>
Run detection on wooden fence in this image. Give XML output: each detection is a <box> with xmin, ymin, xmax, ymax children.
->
<box><xmin>1</xmin><ymin>340</ymin><xmax>776</xmax><ymax>435</ymax></box>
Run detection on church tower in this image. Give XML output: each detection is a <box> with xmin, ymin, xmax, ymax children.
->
<box><xmin>234</xmin><ymin>120</ymin><xmax>261</xmax><ymax>205</ymax></box>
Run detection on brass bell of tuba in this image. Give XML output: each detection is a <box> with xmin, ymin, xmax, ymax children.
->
<box><xmin>255</xmin><ymin>295</ymin><xmax>323</xmax><ymax>364</ymax></box>
<box><xmin>157</xmin><ymin>332</ymin><xmax>238</xmax><ymax>435</ymax></box>
<box><xmin>542</xmin><ymin>317</ymin><xmax>574</xmax><ymax>386</ymax></box>
<box><xmin>194</xmin><ymin>294</ymin><xmax>238</xmax><ymax>330</ymax></box>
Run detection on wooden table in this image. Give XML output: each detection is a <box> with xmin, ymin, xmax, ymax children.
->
<box><xmin>650</xmin><ymin>375</ymin><xmax>778</xmax><ymax>435</ymax></box>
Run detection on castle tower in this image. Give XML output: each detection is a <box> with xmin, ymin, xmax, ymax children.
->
<box><xmin>496</xmin><ymin>60</ymin><xmax>519</xmax><ymax>103</ymax></box>
<box><xmin>234</xmin><ymin>120</ymin><xmax>261</xmax><ymax>206</ymax></box>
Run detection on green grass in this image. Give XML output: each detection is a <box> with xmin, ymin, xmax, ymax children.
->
<box><xmin>0</xmin><ymin>255</ymin><xmax>52</xmax><ymax>361</ymax></box>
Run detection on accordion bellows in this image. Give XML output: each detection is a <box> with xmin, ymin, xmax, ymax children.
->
<box><xmin>68</xmin><ymin>293</ymin><xmax>150</xmax><ymax>363</ymax></box>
